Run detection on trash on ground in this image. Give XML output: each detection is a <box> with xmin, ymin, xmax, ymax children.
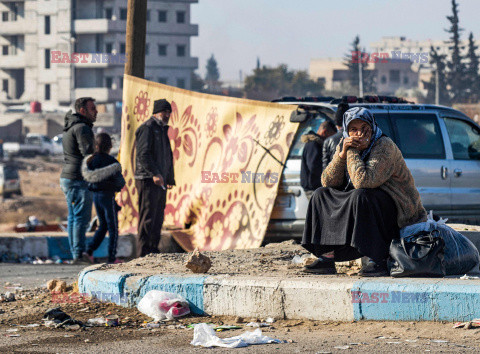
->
<box><xmin>6</xmin><ymin>334</ymin><xmax>20</xmax><ymax>337</ymax></box>
<box><xmin>265</xmin><ymin>317</ymin><xmax>275</xmax><ymax>323</ymax></box>
<box><xmin>19</xmin><ymin>324</ymin><xmax>40</xmax><ymax>328</ymax></box>
<box><xmin>6</xmin><ymin>329</ymin><xmax>18</xmax><ymax>332</ymax></box>
<box><xmin>86</xmin><ymin>317</ymin><xmax>106</xmax><ymax>327</ymax></box>
<box><xmin>42</xmin><ymin>307</ymin><xmax>83</xmax><ymax>328</ymax></box>
<box><xmin>333</xmin><ymin>345</ymin><xmax>350</xmax><ymax>350</ymax></box>
<box><xmin>105</xmin><ymin>314</ymin><xmax>119</xmax><ymax>327</ymax></box>
<box><xmin>190</xmin><ymin>323</ymin><xmax>284</xmax><ymax>348</ymax></box>
<box><xmin>246</xmin><ymin>322</ymin><xmax>270</xmax><ymax>328</ymax></box>
<box><xmin>137</xmin><ymin>290</ymin><xmax>190</xmax><ymax>321</ymax></box>
<box><xmin>431</xmin><ymin>339</ymin><xmax>449</xmax><ymax>343</ymax></box>
<box><xmin>215</xmin><ymin>325</ymin><xmax>243</xmax><ymax>332</ymax></box>
<box><xmin>185</xmin><ymin>248</ymin><xmax>212</xmax><ymax>273</ymax></box>
<box><xmin>453</xmin><ymin>319</ymin><xmax>480</xmax><ymax>329</ymax></box>
<box><xmin>46</xmin><ymin>279</ymin><xmax>67</xmax><ymax>293</ymax></box>
<box><xmin>459</xmin><ymin>275</ymin><xmax>480</xmax><ymax>280</ymax></box>
<box><xmin>291</xmin><ymin>254</ymin><xmax>314</xmax><ymax>266</ymax></box>
<box><xmin>0</xmin><ymin>292</ymin><xmax>16</xmax><ymax>302</ymax></box>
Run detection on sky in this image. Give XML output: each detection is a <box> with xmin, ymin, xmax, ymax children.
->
<box><xmin>191</xmin><ymin>0</ymin><xmax>480</xmax><ymax>81</ymax></box>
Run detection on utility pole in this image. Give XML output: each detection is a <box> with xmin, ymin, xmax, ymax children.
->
<box><xmin>358</xmin><ymin>57</ymin><xmax>364</xmax><ymax>97</ymax></box>
<box><xmin>435</xmin><ymin>67</ymin><xmax>440</xmax><ymax>105</ymax></box>
<box><xmin>124</xmin><ymin>0</ymin><xmax>147</xmax><ymax>78</ymax></box>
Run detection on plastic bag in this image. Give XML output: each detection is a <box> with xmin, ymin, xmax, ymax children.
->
<box><xmin>137</xmin><ymin>290</ymin><xmax>190</xmax><ymax>321</ymax></box>
<box><xmin>400</xmin><ymin>211</ymin><xmax>480</xmax><ymax>275</ymax></box>
<box><xmin>190</xmin><ymin>323</ymin><xmax>283</xmax><ymax>348</ymax></box>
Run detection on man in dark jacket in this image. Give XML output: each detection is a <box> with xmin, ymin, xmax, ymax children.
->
<box><xmin>322</xmin><ymin>103</ymin><xmax>350</xmax><ymax>171</ymax></box>
<box><xmin>59</xmin><ymin>97</ymin><xmax>97</xmax><ymax>263</ymax></box>
<box><xmin>300</xmin><ymin>120</ymin><xmax>336</xmax><ymax>199</ymax></box>
<box><xmin>135</xmin><ymin>98</ymin><xmax>175</xmax><ymax>257</ymax></box>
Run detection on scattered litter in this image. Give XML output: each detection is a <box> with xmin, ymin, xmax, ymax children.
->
<box><xmin>375</xmin><ymin>336</ymin><xmax>387</xmax><ymax>339</ymax></box>
<box><xmin>105</xmin><ymin>315</ymin><xmax>119</xmax><ymax>327</ymax></box>
<box><xmin>43</xmin><ymin>307</ymin><xmax>83</xmax><ymax>329</ymax></box>
<box><xmin>460</xmin><ymin>275</ymin><xmax>480</xmax><ymax>280</ymax></box>
<box><xmin>191</xmin><ymin>323</ymin><xmax>284</xmax><ymax>348</ymax></box>
<box><xmin>1</xmin><ymin>292</ymin><xmax>16</xmax><ymax>302</ymax></box>
<box><xmin>146</xmin><ymin>322</ymin><xmax>161</xmax><ymax>329</ymax></box>
<box><xmin>333</xmin><ymin>345</ymin><xmax>350</xmax><ymax>350</ymax></box>
<box><xmin>246</xmin><ymin>322</ymin><xmax>270</xmax><ymax>328</ymax></box>
<box><xmin>78</xmin><ymin>307</ymin><xmax>90</xmax><ymax>312</ymax></box>
<box><xmin>6</xmin><ymin>329</ymin><xmax>18</xmax><ymax>332</ymax></box>
<box><xmin>405</xmin><ymin>339</ymin><xmax>418</xmax><ymax>342</ymax></box>
<box><xmin>291</xmin><ymin>254</ymin><xmax>313</xmax><ymax>265</ymax></box>
<box><xmin>137</xmin><ymin>290</ymin><xmax>190</xmax><ymax>321</ymax></box>
<box><xmin>387</xmin><ymin>341</ymin><xmax>402</xmax><ymax>344</ymax></box>
<box><xmin>215</xmin><ymin>325</ymin><xmax>242</xmax><ymax>332</ymax></box>
<box><xmin>185</xmin><ymin>248</ymin><xmax>212</xmax><ymax>273</ymax></box>
<box><xmin>265</xmin><ymin>317</ymin><xmax>275</xmax><ymax>324</ymax></box>
<box><xmin>86</xmin><ymin>317</ymin><xmax>106</xmax><ymax>327</ymax></box>
<box><xmin>6</xmin><ymin>334</ymin><xmax>20</xmax><ymax>337</ymax></box>
<box><xmin>64</xmin><ymin>324</ymin><xmax>81</xmax><ymax>331</ymax></box>
<box><xmin>453</xmin><ymin>319</ymin><xmax>480</xmax><ymax>329</ymax></box>
<box><xmin>431</xmin><ymin>339</ymin><xmax>449</xmax><ymax>343</ymax></box>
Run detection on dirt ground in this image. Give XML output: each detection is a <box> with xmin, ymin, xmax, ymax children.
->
<box><xmin>1</xmin><ymin>286</ymin><xmax>480</xmax><ymax>353</ymax></box>
<box><xmin>0</xmin><ymin>157</ymin><xmax>67</xmax><ymax>229</ymax></box>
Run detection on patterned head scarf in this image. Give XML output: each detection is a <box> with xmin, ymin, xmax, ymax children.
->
<box><xmin>342</xmin><ymin>107</ymin><xmax>383</xmax><ymax>160</ymax></box>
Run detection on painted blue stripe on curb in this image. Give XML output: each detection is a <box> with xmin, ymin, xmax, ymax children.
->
<box><xmin>47</xmin><ymin>237</ymin><xmax>110</xmax><ymax>259</ymax></box>
<box><xmin>79</xmin><ymin>269</ymin><xmax>131</xmax><ymax>305</ymax></box>
<box><xmin>352</xmin><ymin>279</ymin><xmax>480</xmax><ymax>321</ymax></box>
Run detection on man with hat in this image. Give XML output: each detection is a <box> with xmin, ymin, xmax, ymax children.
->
<box><xmin>322</xmin><ymin>102</ymin><xmax>350</xmax><ymax>171</ymax></box>
<box><xmin>134</xmin><ymin>99</ymin><xmax>175</xmax><ymax>257</ymax></box>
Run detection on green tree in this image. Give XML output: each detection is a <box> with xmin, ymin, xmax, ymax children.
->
<box><xmin>205</xmin><ymin>54</ymin><xmax>220</xmax><ymax>91</ymax></box>
<box><xmin>191</xmin><ymin>70</ymin><xmax>205</xmax><ymax>92</ymax></box>
<box><xmin>423</xmin><ymin>46</ymin><xmax>450</xmax><ymax>106</ymax></box>
<box><xmin>445</xmin><ymin>0</ymin><xmax>467</xmax><ymax>103</ymax></box>
<box><xmin>466</xmin><ymin>32</ymin><xmax>480</xmax><ymax>102</ymax></box>
<box><xmin>244</xmin><ymin>64</ymin><xmax>324</xmax><ymax>101</ymax></box>
<box><xmin>343</xmin><ymin>35</ymin><xmax>376</xmax><ymax>95</ymax></box>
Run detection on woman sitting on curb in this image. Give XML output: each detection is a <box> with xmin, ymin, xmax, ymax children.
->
<box><xmin>302</xmin><ymin>107</ymin><xmax>427</xmax><ymax>277</ymax></box>
<box><xmin>81</xmin><ymin>133</ymin><xmax>125</xmax><ymax>264</ymax></box>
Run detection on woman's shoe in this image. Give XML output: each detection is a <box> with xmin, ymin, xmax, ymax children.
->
<box><xmin>303</xmin><ymin>257</ymin><xmax>337</xmax><ymax>274</ymax></box>
<box><xmin>359</xmin><ymin>260</ymin><xmax>389</xmax><ymax>277</ymax></box>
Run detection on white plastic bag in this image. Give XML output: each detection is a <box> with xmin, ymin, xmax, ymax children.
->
<box><xmin>137</xmin><ymin>290</ymin><xmax>190</xmax><ymax>321</ymax></box>
<box><xmin>400</xmin><ymin>211</ymin><xmax>480</xmax><ymax>275</ymax></box>
<box><xmin>191</xmin><ymin>323</ymin><xmax>283</xmax><ymax>348</ymax></box>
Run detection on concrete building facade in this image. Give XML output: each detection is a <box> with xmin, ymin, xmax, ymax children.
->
<box><xmin>0</xmin><ymin>0</ymin><xmax>198</xmax><ymax>107</ymax></box>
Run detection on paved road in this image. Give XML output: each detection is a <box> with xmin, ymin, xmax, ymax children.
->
<box><xmin>0</xmin><ymin>264</ymin><xmax>87</xmax><ymax>292</ymax></box>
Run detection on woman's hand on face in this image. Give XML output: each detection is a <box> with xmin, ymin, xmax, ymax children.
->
<box><xmin>339</xmin><ymin>137</ymin><xmax>361</xmax><ymax>159</ymax></box>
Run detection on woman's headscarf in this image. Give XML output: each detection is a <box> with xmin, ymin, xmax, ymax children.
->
<box><xmin>342</xmin><ymin>107</ymin><xmax>383</xmax><ymax>161</ymax></box>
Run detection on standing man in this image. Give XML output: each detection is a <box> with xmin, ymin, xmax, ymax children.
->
<box><xmin>322</xmin><ymin>102</ymin><xmax>350</xmax><ymax>171</ymax></box>
<box><xmin>135</xmin><ymin>99</ymin><xmax>175</xmax><ymax>257</ymax></box>
<box><xmin>300</xmin><ymin>120</ymin><xmax>336</xmax><ymax>199</ymax></box>
<box><xmin>60</xmin><ymin>97</ymin><xmax>97</xmax><ymax>263</ymax></box>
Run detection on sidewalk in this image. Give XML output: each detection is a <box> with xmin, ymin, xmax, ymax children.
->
<box><xmin>77</xmin><ymin>230</ymin><xmax>480</xmax><ymax>323</ymax></box>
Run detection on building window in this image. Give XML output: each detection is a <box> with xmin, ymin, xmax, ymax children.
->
<box><xmin>389</xmin><ymin>70</ymin><xmax>400</xmax><ymax>83</ymax></box>
<box><xmin>381</xmin><ymin>75</ymin><xmax>387</xmax><ymax>84</ymax></box>
<box><xmin>176</xmin><ymin>78</ymin><xmax>185</xmax><ymax>88</ymax></box>
<box><xmin>45</xmin><ymin>16</ymin><xmax>51</xmax><ymax>35</ymax></box>
<box><xmin>145</xmin><ymin>44</ymin><xmax>149</xmax><ymax>55</ymax></box>
<box><xmin>10</xmin><ymin>36</ymin><xmax>17</xmax><ymax>55</ymax></box>
<box><xmin>105</xmin><ymin>8</ymin><xmax>113</xmax><ymax>19</ymax></box>
<box><xmin>158</xmin><ymin>10</ymin><xmax>167</xmax><ymax>22</ymax></box>
<box><xmin>158</xmin><ymin>44</ymin><xmax>167</xmax><ymax>56</ymax></box>
<box><xmin>105</xmin><ymin>43</ymin><xmax>113</xmax><ymax>54</ymax></box>
<box><xmin>158</xmin><ymin>77</ymin><xmax>168</xmax><ymax>84</ymax></box>
<box><xmin>2</xmin><ymin>12</ymin><xmax>8</xmax><ymax>22</ymax></box>
<box><xmin>45</xmin><ymin>84</ymin><xmax>51</xmax><ymax>100</ymax></box>
<box><xmin>2</xmin><ymin>79</ymin><xmax>8</xmax><ymax>93</ymax></box>
<box><xmin>176</xmin><ymin>11</ymin><xmax>185</xmax><ymax>23</ymax></box>
<box><xmin>120</xmin><ymin>8</ymin><xmax>127</xmax><ymax>20</ymax></box>
<box><xmin>403</xmin><ymin>76</ymin><xmax>409</xmax><ymax>84</ymax></box>
<box><xmin>176</xmin><ymin>45</ymin><xmax>186</xmax><ymax>57</ymax></box>
<box><xmin>120</xmin><ymin>43</ymin><xmax>126</xmax><ymax>54</ymax></box>
<box><xmin>119</xmin><ymin>77</ymin><xmax>124</xmax><ymax>89</ymax></box>
<box><xmin>2</xmin><ymin>45</ymin><xmax>8</xmax><ymax>55</ymax></box>
<box><xmin>146</xmin><ymin>10</ymin><xmax>150</xmax><ymax>21</ymax></box>
<box><xmin>106</xmin><ymin>77</ymin><xmax>113</xmax><ymax>89</ymax></box>
<box><xmin>45</xmin><ymin>49</ymin><xmax>51</xmax><ymax>69</ymax></box>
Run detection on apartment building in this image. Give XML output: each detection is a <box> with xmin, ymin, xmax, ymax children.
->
<box><xmin>0</xmin><ymin>0</ymin><xmax>198</xmax><ymax>107</ymax></box>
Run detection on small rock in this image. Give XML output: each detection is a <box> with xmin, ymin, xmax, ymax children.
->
<box><xmin>185</xmin><ymin>248</ymin><xmax>212</xmax><ymax>274</ymax></box>
<box><xmin>235</xmin><ymin>316</ymin><xmax>244</xmax><ymax>324</ymax></box>
<box><xmin>46</xmin><ymin>279</ymin><xmax>58</xmax><ymax>291</ymax></box>
<box><xmin>4</xmin><ymin>292</ymin><xmax>15</xmax><ymax>302</ymax></box>
<box><xmin>287</xmin><ymin>339</ymin><xmax>294</xmax><ymax>343</ymax></box>
<box><xmin>84</xmin><ymin>339</ymin><xmax>90</xmax><ymax>343</ymax></box>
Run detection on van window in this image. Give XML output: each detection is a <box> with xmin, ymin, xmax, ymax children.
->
<box><xmin>443</xmin><ymin>118</ymin><xmax>480</xmax><ymax>160</ymax></box>
<box><xmin>391</xmin><ymin>113</ymin><xmax>445</xmax><ymax>159</ymax></box>
<box><xmin>4</xmin><ymin>166</ymin><xmax>19</xmax><ymax>179</ymax></box>
<box><xmin>374</xmin><ymin>113</ymin><xmax>394</xmax><ymax>141</ymax></box>
<box><xmin>288</xmin><ymin>114</ymin><xmax>328</xmax><ymax>159</ymax></box>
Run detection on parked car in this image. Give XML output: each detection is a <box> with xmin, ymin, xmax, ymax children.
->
<box><xmin>52</xmin><ymin>134</ymin><xmax>63</xmax><ymax>155</ymax></box>
<box><xmin>4</xmin><ymin>133</ymin><xmax>57</xmax><ymax>157</ymax></box>
<box><xmin>266</xmin><ymin>96</ymin><xmax>480</xmax><ymax>239</ymax></box>
<box><xmin>0</xmin><ymin>163</ymin><xmax>21</xmax><ymax>198</ymax></box>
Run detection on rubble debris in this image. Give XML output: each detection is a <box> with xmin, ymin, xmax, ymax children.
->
<box><xmin>0</xmin><ymin>292</ymin><xmax>16</xmax><ymax>302</ymax></box>
<box><xmin>86</xmin><ymin>317</ymin><xmax>106</xmax><ymax>327</ymax></box>
<box><xmin>46</xmin><ymin>279</ymin><xmax>67</xmax><ymax>293</ymax></box>
<box><xmin>42</xmin><ymin>307</ymin><xmax>83</xmax><ymax>329</ymax></box>
<box><xmin>185</xmin><ymin>248</ymin><xmax>212</xmax><ymax>274</ymax></box>
<box><xmin>138</xmin><ymin>290</ymin><xmax>190</xmax><ymax>321</ymax></box>
<box><xmin>453</xmin><ymin>319</ymin><xmax>480</xmax><ymax>329</ymax></box>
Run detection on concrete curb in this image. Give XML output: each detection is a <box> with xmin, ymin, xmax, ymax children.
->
<box><xmin>0</xmin><ymin>233</ymin><xmax>136</xmax><ymax>260</ymax></box>
<box><xmin>77</xmin><ymin>268</ymin><xmax>480</xmax><ymax>322</ymax></box>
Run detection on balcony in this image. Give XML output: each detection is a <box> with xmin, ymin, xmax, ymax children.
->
<box><xmin>74</xmin><ymin>88</ymin><xmax>122</xmax><ymax>103</ymax></box>
<box><xmin>73</xmin><ymin>19</ymin><xmax>123</xmax><ymax>34</ymax></box>
<box><xmin>0</xmin><ymin>19</ymin><xmax>31</xmax><ymax>35</ymax></box>
<box><xmin>0</xmin><ymin>54</ymin><xmax>25</xmax><ymax>68</ymax></box>
<box><xmin>146</xmin><ymin>23</ymin><xmax>198</xmax><ymax>37</ymax></box>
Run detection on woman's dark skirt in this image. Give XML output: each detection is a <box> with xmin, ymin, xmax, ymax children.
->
<box><xmin>302</xmin><ymin>187</ymin><xmax>399</xmax><ymax>262</ymax></box>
